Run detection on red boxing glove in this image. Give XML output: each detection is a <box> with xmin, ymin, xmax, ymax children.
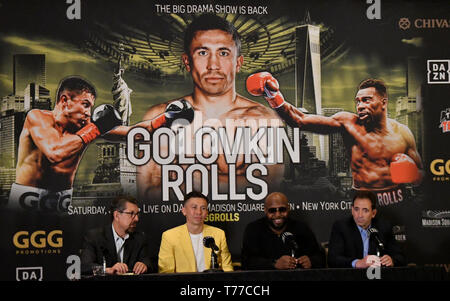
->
<box><xmin>390</xmin><ymin>153</ymin><xmax>419</xmax><ymax>183</ymax></box>
<box><xmin>246</xmin><ymin>72</ymin><xmax>285</xmax><ymax>108</ymax></box>
<box><xmin>150</xmin><ymin>99</ymin><xmax>194</xmax><ymax>130</ymax></box>
<box><xmin>76</xmin><ymin>123</ymin><xmax>100</xmax><ymax>145</ymax></box>
<box><xmin>150</xmin><ymin>114</ymin><xmax>167</xmax><ymax>130</ymax></box>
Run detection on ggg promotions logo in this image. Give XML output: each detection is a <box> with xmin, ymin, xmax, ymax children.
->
<box><xmin>399</xmin><ymin>18</ymin><xmax>411</xmax><ymax>30</ymax></box>
<box><xmin>16</xmin><ymin>267</ymin><xmax>43</xmax><ymax>281</ymax></box>
<box><xmin>440</xmin><ymin>108</ymin><xmax>450</xmax><ymax>133</ymax></box>
<box><xmin>430</xmin><ymin>159</ymin><xmax>450</xmax><ymax>182</ymax></box>
<box><xmin>13</xmin><ymin>230</ymin><xmax>63</xmax><ymax>255</ymax></box>
<box><xmin>427</xmin><ymin>60</ymin><xmax>450</xmax><ymax>84</ymax></box>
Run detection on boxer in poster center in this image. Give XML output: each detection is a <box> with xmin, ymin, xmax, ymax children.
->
<box><xmin>138</xmin><ymin>14</ymin><xmax>284</xmax><ymax>200</ymax></box>
<box><xmin>247</xmin><ymin>72</ymin><xmax>424</xmax><ymax>205</ymax></box>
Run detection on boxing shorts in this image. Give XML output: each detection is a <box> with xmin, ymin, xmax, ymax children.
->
<box><xmin>351</xmin><ymin>185</ymin><xmax>414</xmax><ymax>208</ymax></box>
<box><xmin>8</xmin><ymin>183</ymin><xmax>73</xmax><ymax>212</ymax></box>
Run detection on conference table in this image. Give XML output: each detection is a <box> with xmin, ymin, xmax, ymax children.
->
<box><xmin>86</xmin><ymin>266</ymin><xmax>447</xmax><ymax>281</ymax></box>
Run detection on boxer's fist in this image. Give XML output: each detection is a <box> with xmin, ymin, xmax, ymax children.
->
<box><xmin>151</xmin><ymin>99</ymin><xmax>194</xmax><ymax>130</ymax></box>
<box><xmin>76</xmin><ymin>104</ymin><xmax>122</xmax><ymax>145</ymax></box>
<box><xmin>390</xmin><ymin>153</ymin><xmax>419</xmax><ymax>183</ymax></box>
<box><xmin>246</xmin><ymin>72</ymin><xmax>285</xmax><ymax>108</ymax></box>
<box><xmin>92</xmin><ymin>104</ymin><xmax>123</xmax><ymax>134</ymax></box>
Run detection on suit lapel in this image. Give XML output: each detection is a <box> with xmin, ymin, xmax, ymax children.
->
<box><xmin>123</xmin><ymin>234</ymin><xmax>133</xmax><ymax>265</ymax></box>
<box><xmin>349</xmin><ymin>218</ymin><xmax>364</xmax><ymax>258</ymax></box>
<box><xmin>203</xmin><ymin>225</ymin><xmax>212</xmax><ymax>270</ymax></box>
<box><xmin>180</xmin><ymin>224</ymin><xmax>197</xmax><ymax>272</ymax></box>
<box><xmin>104</xmin><ymin>224</ymin><xmax>118</xmax><ymax>265</ymax></box>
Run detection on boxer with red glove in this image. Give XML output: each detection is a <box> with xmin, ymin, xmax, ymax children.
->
<box><xmin>245</xmin><ymin>73</ymin><xmax>424</xmax><ymax>190</ymax></box>
<box><xmin>76</xmin><ymin>104</ymin><xmax>123</xmax><ymax>145</ymax></box>
<box><xmin>101</xmin><ymin>99</ymin><xmax>195</xmax><ymax>141</ymax></box>
<box><xmin>246</xmin><ymin>72</ymin><xmax>286</xmax><ymax>109</ymax></box>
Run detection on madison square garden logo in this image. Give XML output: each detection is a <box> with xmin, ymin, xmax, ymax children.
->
<box><xmin>422</xmin><ymin>210</ymin><xmax>450</xmax><ymax>228</ymax></box>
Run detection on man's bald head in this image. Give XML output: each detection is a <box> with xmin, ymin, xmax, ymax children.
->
<box><xmin>265</xmin><ymin>192</ymin><xmax>289</xmax><ymax>208</ymax></box>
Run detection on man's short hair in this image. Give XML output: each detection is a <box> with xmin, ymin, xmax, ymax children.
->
<box><xmin>352</xmin><ymin>190</ymin><xmax>377</xmax><ymax>210</ymax></box>
<box><xmin>110</xmin><ymin>195</ymin><xmax>139</xmax><ymax>220</ymax></box>
<box><xmin>184</xmin><ymin>190</ymin><xmax>209</xmax><ymax>205</ymax></box>
<box><xmin>56</xmin><ymin>75</ymin><xmax>97</xmax><ymax>103</ymax></box>
<box><xmin>184</xmin><ymin>14</ymin><xmax>241</xmax><ymax>56</ymax></box>
<box><xmin>358</xmin><ymin>78</ymin><xmax>388</xmax><ymax>98</ymax></box>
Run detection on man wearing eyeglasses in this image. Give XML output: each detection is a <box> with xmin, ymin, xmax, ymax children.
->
<box><xmin>80</xmin><ymin>195</ymin><xmax>153</xmax><ymax>275</ymax></box>
<box><xmin>241</xmin><ymin>192</ymin><xmax>325</xmax><ymax>270</ymax></box>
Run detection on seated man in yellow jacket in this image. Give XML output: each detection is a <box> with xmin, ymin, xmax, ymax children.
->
<box><xmin>158</xmin><ymin>191</ymin><xmax>234</xmax><ymax>273</ymax></box>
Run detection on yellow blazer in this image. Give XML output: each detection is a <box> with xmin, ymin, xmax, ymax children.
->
<box><xmin>158</xmin><ymin>224</ymin><xmax>233</xmax><ymax>273</ymax></box>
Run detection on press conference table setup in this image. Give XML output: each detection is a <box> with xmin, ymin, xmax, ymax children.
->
<box><xmin>85</xmin><ymin>266</ymin><xmax>448</xmax><ymax>282</ymax></box>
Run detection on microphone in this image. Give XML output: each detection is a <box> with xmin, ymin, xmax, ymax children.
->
<box><xmin>203</xmin><ymin>236</ymin><xmax>222</xmax><ymax>272</ymax></box>
<box><xmin>203</xmin><ymin>236</ymin><xmax>219</xmax><ymax>252</ymax></box>
<box><xmin>368</xmin><ymin>227</ymin><xmax>385</xmax><ymax>255</ymax></box>
<box><xmin>281</xmin><ymin>232</ymin><xmax>299</xmax><ymax>256</ymax></box>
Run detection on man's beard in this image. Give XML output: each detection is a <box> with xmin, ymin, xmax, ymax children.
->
<box><xmin>126</xmin><ymin>223</ymin><xmax>137</xmax><ymax>233</ymax></box>
<box><xmin>266</xmin><ymin>216</ymin><xmax>287</xmax><ymax>231</ymax></box>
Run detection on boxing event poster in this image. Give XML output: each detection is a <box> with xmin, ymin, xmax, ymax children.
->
<box><xmin>0</xmin><ymin>0</ymin><xmax>449</xmax><ymax>281</ymax></box>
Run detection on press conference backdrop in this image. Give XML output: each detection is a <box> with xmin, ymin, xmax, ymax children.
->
<box><xmin>1</xmin><ymin>0</ymin><xmax>449</xmax><ymax>281</ymax></box>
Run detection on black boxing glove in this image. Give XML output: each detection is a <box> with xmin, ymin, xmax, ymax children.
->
<box><xmin>151</xmin><ymin>99</ymin><xmax>194</xmax><ymax>129</ymax></box>
<box><xmin>76</xmin><ymin>104</ymin><xmax>122</xmax><ymax>144</ymax></box>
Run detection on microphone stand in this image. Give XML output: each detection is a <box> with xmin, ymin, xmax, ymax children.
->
<box><xmin>203</xmin><ymin>249</ymin><xmax>223</xmax><ymax>273</ymax></box>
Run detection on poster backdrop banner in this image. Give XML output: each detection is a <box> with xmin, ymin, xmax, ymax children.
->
<box><xmin>0</xmin><ymin>0</ymin><xmax>449</xmax><ymax>280</ymax></box>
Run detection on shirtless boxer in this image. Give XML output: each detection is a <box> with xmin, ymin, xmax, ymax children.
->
<box><xmin>247</xmin><ymin>73</ymin><xmax>424</xmax><ymax>205</ymax></box>
<box><xmin>138</xmin><ymin>14</ymin><xmax>283</xmax><ymax>200</ymax></box>
<box><xmin>10</xmin><ymin>76</ymin><xmax>193</xmax><ymax>211</ymax></box>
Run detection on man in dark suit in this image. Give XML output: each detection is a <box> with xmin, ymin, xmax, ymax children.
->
<box><xmin>328</xmin><ymin>191</ymin><xmax>406</xmax><ymax>268</ymax></box>
<box><xmin>241</xmin><ymin>192</ymin><xmax>325</xmax><ymax>270</ymax></box>
<box><xmin>81</xmin><ymin>195</ymin><xmax>152</xmax><ymax>275</ymax></box>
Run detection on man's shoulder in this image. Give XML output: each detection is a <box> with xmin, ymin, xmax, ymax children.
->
<box><xmin>288</xmin><ymin>218</ymin><xmax>310</xmax><ymax>231</ymax></box>
<box><xmin>372</xmin><ymin>217</ymin><xmax>393</xmax><ymax>232</ymax></box>
<box><xmin>204</xmin><ymin>224</ymin><xmax>226</xmax><ymax>235</ymax></box>
<box><xmin>388</xmin><ymin>118</ymin><xmax>414</xmax><ymax>138</ymax></box>
<box><xmin>233</xmin><ymin>95</ymin><xmax>281</xmax><ymax>121</ymax></box>
<box><xmin>245</xmin><ymin>217</ymin><xmax>266</xmax><ymax>231</ymax></box>
<box><xmin>331</xmin><ymin>111</ymin><xmax>357</xmax><ymax>123</ymax></box>
<box><xmin>130</xmin><ymin>230</ymin><xmax>147</xmax><ymax>242</ymax></box>
<box><xmin>332</xmin><ymin>216</ymin><xmax>354</xmax><ymax>229</ymax></box>
<box><xmin>85</xmin><ymin>225</ymin><xmax>109</xmax><ymax>240</ymax></box>
<box><xmin>25</xmin><ymin>109</ymin><xmax>54</xmax><ymax>124</ymax></box>
<box><xmin>163</xmin><ymin>224</ymin><xmax>187</xmax><ymax>236</ymax></box>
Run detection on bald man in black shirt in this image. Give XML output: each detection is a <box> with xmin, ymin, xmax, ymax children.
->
<box><xmin>241</xmin><ymin>192</ymin><xmax>325</xmax><ymax>270</ymax></box>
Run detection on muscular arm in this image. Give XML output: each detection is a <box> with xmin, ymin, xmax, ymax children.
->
<box><xmin>399</xmin><ymin>123</ymin><xmax>424</xmax><ymax>184</ymax></box>
<box><xmin>26</xmin><ymin>110</ymin><xmax>85</xmax><ymax>164</ymax></box>
<box><xmin>275</xmin><ymin>102</ymin><xmax>344</xmax><ymax>134</ymax></box>
<box><xmin>137</xmin><ymin>104</ymin><xmax>168</xmax><ymax>198</ymax></box>
<box><xmin>102</xmin><ymin>119</ymin><xmax>157</xmax><ymax>141</ymax></box>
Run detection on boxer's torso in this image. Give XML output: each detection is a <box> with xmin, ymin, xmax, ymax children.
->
<box><xmin>15</xmin><ymin>110</ymin><xmax>84</xmax><ymax>190</ymax></box>
<box><xmin>340</xmin><ymin>115</ymin><xmax>408</xmax><ymax>190</ymax></box>
<box><xmin>138</xmin><ymin>94</ymin><xmax>284</xmax><ymax>198</ymax></box>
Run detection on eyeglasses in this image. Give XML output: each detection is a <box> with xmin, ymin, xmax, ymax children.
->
<box><xmin>267</xmin><ymin>207</ymin><xmax>288</xmax><ymax>214</ymax></box>
<box><xmin>119</xmin><ymin>210</ymin><xmax>141</xmax><ymax>219</ymax></box>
